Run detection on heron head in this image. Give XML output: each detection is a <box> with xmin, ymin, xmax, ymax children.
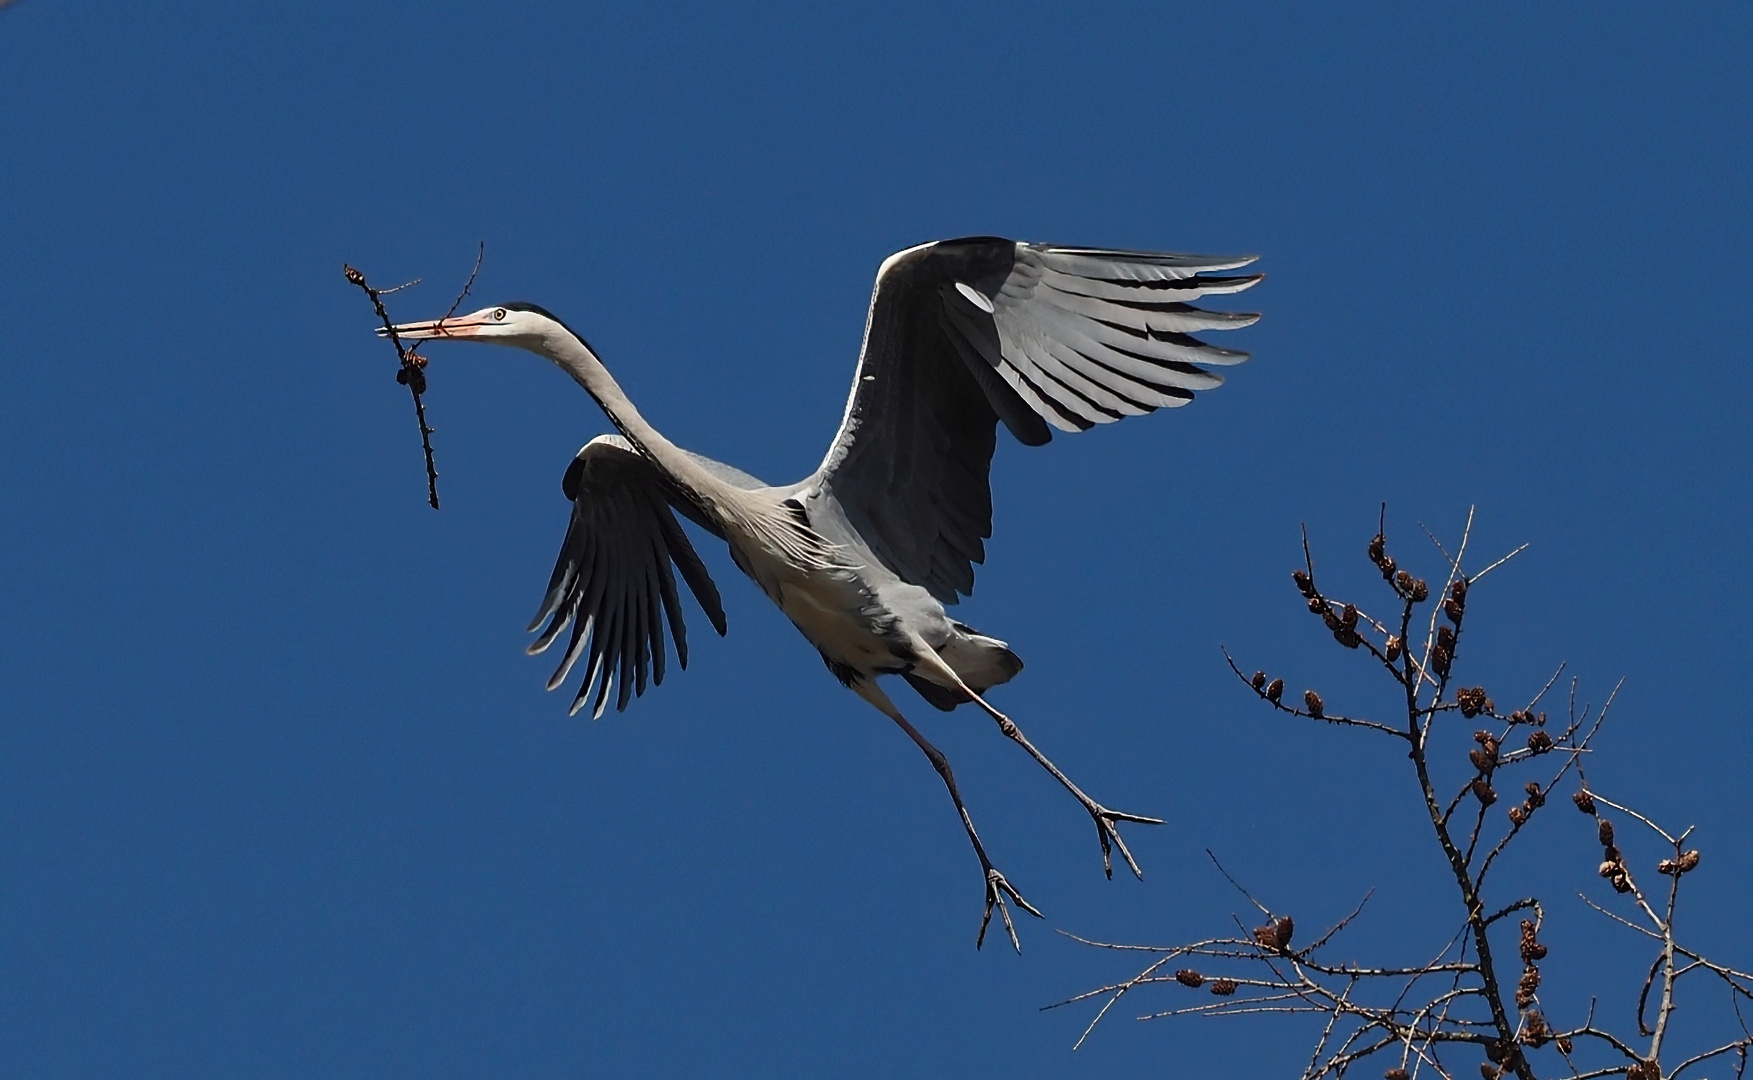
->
<box><xmin>381</xmin><ymin>303</ymin><xmax>555</xmax><ymax>347</ymax></box>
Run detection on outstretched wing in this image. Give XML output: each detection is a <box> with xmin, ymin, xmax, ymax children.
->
<box><xmin>812</xmin><ymin>237</ymin><xmax>1261</xmax><ymax>603</ymax></box>
<box><xmin>526</xmin><ymin>434</ymin><xmax>728</xmax><ymax>718</ymax></box>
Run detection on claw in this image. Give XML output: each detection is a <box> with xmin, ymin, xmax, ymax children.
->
<box><xmin>977</xmin><ymin>866</ymin><xmax>1044</xmax><ymax>952</ymax></box>
<box><xmin>1090</xmin><ymin>805</ymin><xmax>1164</xmax><ymax>880</ymax></box>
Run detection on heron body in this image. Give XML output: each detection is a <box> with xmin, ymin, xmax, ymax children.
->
<box><xmin>385</xmin><ymin>236</ymin><xmax>1261</xmax><ymax>948</ymax></box>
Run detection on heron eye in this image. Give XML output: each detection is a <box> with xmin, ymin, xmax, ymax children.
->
<box><xmin>493</xmin><ymin>308</ymin><xmax>506</xmax><ymax>321</ymax></box>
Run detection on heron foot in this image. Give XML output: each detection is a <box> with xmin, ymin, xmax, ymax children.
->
<box><xmin>1087</xmin><ymin>803</ymin><xmax>1165</xmax><ymax>880</ymax></box>
<box><xmin>977</xmin><ymin>865</ymin><xmax>1044</xmax><ymax>953</ymax></box>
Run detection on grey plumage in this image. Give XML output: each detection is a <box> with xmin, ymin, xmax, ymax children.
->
<box><xmin>382</xmin><ymin>235</ymin><xmax>1260</xmax><ymax>949</ymax></box>
<box><xmin>814</xmin><ymin>240</ymin><xmax>1258</xmax><ymax>604</ymax></box>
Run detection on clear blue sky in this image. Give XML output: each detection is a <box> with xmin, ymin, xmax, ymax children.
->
<box><xmin>2</xmin><ymin>3</ymin><xmax>1749</xmax><ymax>1077</ymax></box>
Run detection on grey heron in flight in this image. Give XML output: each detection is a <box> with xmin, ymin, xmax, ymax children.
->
<box><xmin>384</xmin><ymin>237</ymin><xmax>1260</xmax><ymax>949</ymax></box>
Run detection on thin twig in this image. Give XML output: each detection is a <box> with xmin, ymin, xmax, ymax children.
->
<box><xmin>1207</xmin><ymin>849</ymin><xmax>1274</xmax><ymax>918</ymax></box>
<box><xmin>1059</xmin><ymin>514</ymin><xmax>1746</xmax><ymax>1080</ymax></box>
<box><xmin>442</xmin><ymin>240</ymin><xmax>486</xmax><ymax>320</ymax></box>
<box><xmin>344</xmin><ymin>263</ymin><xmax>442</xmax><ymax>509</ymax></box>
<box><xmin>345</xmin><ymin>243</ymin><xmax>486</xmax><ymax>511</ymax></box>
<box><xmin>1470</xmin><ymin>542</ymin><xmax>1530</xmax><ymax>585</ymax></box>
<box><xmin>1670</xmin><ymin>1040</ymin><xmax>1753</xmax><ymax>1080</ymax></box>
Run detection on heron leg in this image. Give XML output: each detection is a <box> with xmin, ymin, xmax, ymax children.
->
<box><xmin>907</xmin><ymin>644</ymin><xmax>1164</xmax><ymax>881</ymax></box>
<box><xmin>852</xmin><ymin>678</ymin><xmax>1042</xmax><ymax>951</ymax></box>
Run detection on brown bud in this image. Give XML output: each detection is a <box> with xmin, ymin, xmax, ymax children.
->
<box><xmin>1322</xmin><ymin>609</ymin><xmax>1344</xmax><ymax>632</ymax></box>
<box><xmin>1292</xmin><ymin>569</ymin><xmax>1314</xmax><ymax>596</ymax></box>
<box><xmin>1458</xmin><ymin>686</ymin><xmax>1487</xmax><ymax>717</ymax></box>
<box><xmin>1255</xmin><ymin>918</ymin><xmax>1297</xmax><ymax>946</ymax></box>
<box><xmin>1472</xmin><ymin>778</ymin><xmax>1497</xmax><ymax>806</ymax></box>
<box><xmin>1469</xmin><ymin>733</ymin><xmax>1498</xmax><ymax>765</ymax></box>
<box><xmin>1604</xmin><ymin>844</ymin><xmax>1621</xmax><ymax>863</ymax></box>
<box><xmin>1433</xmin><ymin>627</ymin><xmax>1455</xmax><ymax>676</ymax></box>
<box><xmin>1611</xmin><ymin>872</ymin><xmax>1632</xmax><ymax>893</ymax></box>
<box><xmin>1573</xmin><ymin>789</ymin><xmax>1596</xmax><ymax>814</ymax></box>
<box><xmin>1519</xmin><ymin>922</ymin><xmax>1547</xmax><ymax>962</ymax></box>
<box><xmin>1677</xmin><ymin>849</ymin><xmax>1700</xmax><ymax>873</ymax></box>
<box><xmin>1556</xmin><ymin>1036</ymin><xmax>1573</xmax><ymax>1055</ymax></box>
<box><xmin>1508</xmin><ymin>805</ymin><xmax>1528</xmax><ymax>826</ymax></box>
<box><xmin>1251</xmin><ymin>670</ymin><xmax>1266</xmax><ymax>691</ymax></box>
<box><xmin>1209</xmin><ymin>978</ymin><xmax>1237</xmax><ymax>996</ymax></box>
<box><xmin>1486</xmin><ymin>1041</ymin><xmax>1508</xmax><ymax>1063</ymax></box>
<box><xmin>1444</xmin><ymin>597</ymin><xmax>1464</xmax><ymax>623</ymax></box>
<box><xmin>1451</xmin><ymin>577</ymin><xmax>1469</xmax><ymax>603</ymax></box>
<box><xmin>1524</xmin><ymin>783</ymin><xmax>1545</xmax><ymax>807</ymax></box>
<box><xmin>1395</xmin><ymin>569</ymin><xmax>1414</xmax><ymax>593</ymax></box>
<box><xmin>1369</xmin><ymin>533</ymin><xmax>1386</xmax><ymax>563</ymax></box>
<box><xmin>1304</xmin><ymin>690</ymin><xmax>1324</xmax><ymax>718</ymax></box>
<box><xmin>1385</xmin><ymin>1069</ymin><xmax>1410</xmax><ymax>1080</ymax></box>
<box><xmin>1334</xmin><ymin>627</ymin><xmax>1361</xmax><ymax>649</ymax></box>
<box><xmin>1265</xmin><ymin>678</ymin><xmax>1284</xmax><ymax>704</ymax></box>
<box><xmin>1657</xmin><ymin>858</ymin><xmax>1678</xmax><ymax>876</ymax></box>
<box><xmin>1598</xmin><ymin>819</ymin><xmax>1615</xmax><ymax>846</ymax></box>
<box><xmin>1341</xmin><ymin>603</ymin><xmax>1359</xmax><ymax>629</ymax></box>
<box><xmin>344</xmin><ymin>265</ymin><xmax>367</xmax><ymax>285</ymax></box>
<box><xmin>1307</xmin><ymin>597</ymin><xmax>1324</xmax><ymax>614</ymax></box>
<box><xmin>1520</xmin><ymin>1009</ymin><xmax>1551</xmax><ymax>1047</ymax></box>
<box><xmin>1411</xmin><ymin>578</ymin><xmax>1429</xmax><ymax>602</ymax></box>
<box><xmin>1527</xmin><ymin>730</ymin><xmax>1554</xmax><ymax>754</ymax></box>
<box><xmin>1386</xmin><ymin>636</ymin><xmax>1402</xmax><ymax>661</ymax></box>
<box><xmin>1599</xmin><ymin>860</ymin><xmax>1619</xmax><ymax>878</ymax></box>
<box><xmin>1174</xmin><ymin>968</ymin><xmax>1203</xmax><ymax>988</ymax></box>
<box><xmin>1379</xmin><ymin>554</ymin><xmax>1397</xmax><ymax>580</ymax></box>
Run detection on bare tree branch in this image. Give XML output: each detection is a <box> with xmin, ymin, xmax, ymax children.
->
<box><xmin>1059</xmin><ymin>513</ymin><xmax>1745</xmax><ymax>1080</ymax></box>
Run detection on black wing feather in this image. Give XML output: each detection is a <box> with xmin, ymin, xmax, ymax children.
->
<box><xmin>815</xmin><ymin>237</ymin><xmax>1259</xmax><ymax>603</ymax></box>
<box><xmin>530</xmin><ymin>435</ymin><xmax>726</xmax><ymax>718</ymax></box>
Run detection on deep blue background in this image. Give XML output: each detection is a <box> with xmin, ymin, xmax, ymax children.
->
<box><xmin>3</xmin><ymin>3</ymin><xmax>1749</xmax><ymax>1077</ymax></box>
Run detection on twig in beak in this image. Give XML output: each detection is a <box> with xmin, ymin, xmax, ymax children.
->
<box><xmin>345</xmin><ymin>262</ymin><xmax>442</xmax><ymax>509</ymax></box>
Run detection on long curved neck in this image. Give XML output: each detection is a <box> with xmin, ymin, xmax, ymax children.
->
<box><xmin>532</xmin><ymin>324</ymin><xmax>737</xmax><ymax>514</ymax></box>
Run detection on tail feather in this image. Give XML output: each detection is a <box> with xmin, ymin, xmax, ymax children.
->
<box><xmin>904</xmin><ymin>621</ymin><xmax>1024</xmax><ymax>711</ymax></box>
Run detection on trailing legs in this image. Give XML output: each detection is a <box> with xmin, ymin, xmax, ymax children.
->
<box><xmin>853</xmin><ymin>678</ymin><xmax>1042</xmax><ymax>951</ymax></box>
<box><xmin>908</xmin><ymin>642</ymin><xmax>1164</xmax><ymax>880</ymax></box>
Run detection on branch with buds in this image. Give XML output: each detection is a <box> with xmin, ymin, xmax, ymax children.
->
<box><xmin>1053</xmin><ymin>509</ymin><xmax>1751</xmax><ymax>1080</ymax></box>
<box><xmin>344</xmin><ymin>242</ymin><xmax>485</xmax><ymax>509</ymax></box>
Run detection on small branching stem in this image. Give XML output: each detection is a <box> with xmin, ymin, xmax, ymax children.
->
<box><xmin>345</xmin><ymin>242</ymin><xmax>486</xmax><ymax>510</ymax></box>
<box><xmin>1060</xmin><ymin>512</ymin><xmax>1744</xmax><ymax>1080</ymax></box>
